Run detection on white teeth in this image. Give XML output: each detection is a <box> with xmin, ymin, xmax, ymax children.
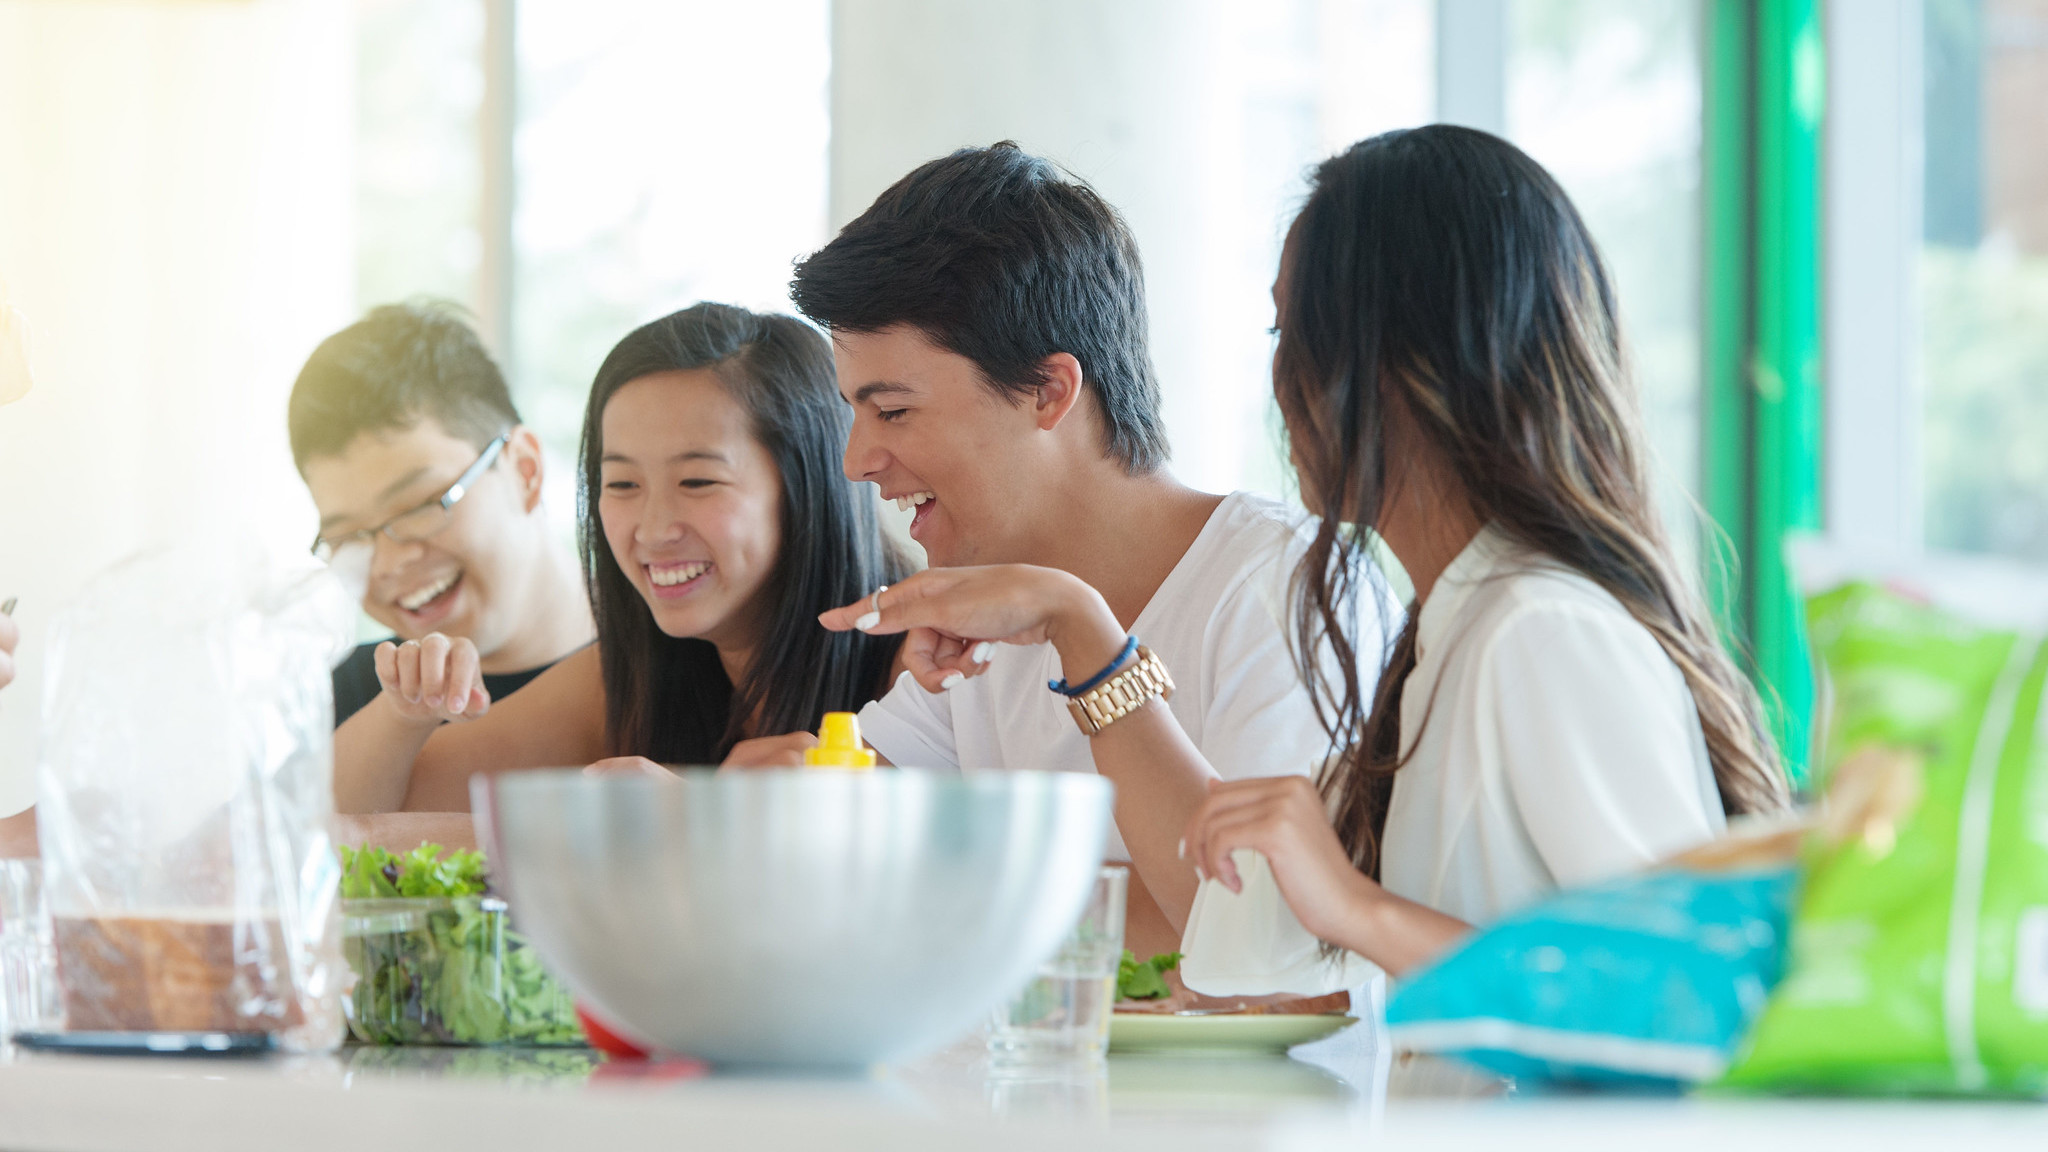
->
<box><xmin>649</xmin><ymin>561</ymin><xmax>710</xmax><ymax>587</ymax></box>
<box><xmin>398</xmin><ymin>572</ymin><xmax>459</xmax><ymax>612</ymax></box>
<box><xmin>893</xmin><ymin>491</ymin><xmax>935</xmax><ymax>512</ymax></box>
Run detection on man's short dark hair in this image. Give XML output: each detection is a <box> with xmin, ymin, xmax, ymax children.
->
<box><xmin>791</xmin><ymin>142</ymin><xmax>1169</xmax><ymax>474</ymax></box>
<box><xmin>287</xmin><ymin>300</ymin><xmax>520</xmax><ymax>472</ymax></box>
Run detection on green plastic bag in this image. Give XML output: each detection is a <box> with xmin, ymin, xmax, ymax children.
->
<box><xmin>1721</xmin><ymin>574</ymin><xmax>2048</xmax><ymax>1095</ymax></box>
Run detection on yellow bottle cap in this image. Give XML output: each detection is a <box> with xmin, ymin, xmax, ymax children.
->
<box><xmin>804</xmin><ymin>711</ymin><xmax>876</xmax><ymax>770</ymax></box>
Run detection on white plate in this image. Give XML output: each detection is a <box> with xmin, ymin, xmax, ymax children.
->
<box><xmin>1108</xmin><ymin>1012</ymin><xmax>1356</xmax><ymax>1055</ymax></box>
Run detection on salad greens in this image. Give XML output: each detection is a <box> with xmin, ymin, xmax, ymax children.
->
<box><xmin>340</xmin><ymin>842</ymin><xmax>488</xmax><ymax>900</ymax></box>
<box><xmin>338</xmin><ymin>844</ymin><xmax>583</xmax><ymax>1046</ymax></box>
<box><xmin>1117</xmin><ymin>950</ymin><xmax>1183</xmax><ymax>1001</ymax></box>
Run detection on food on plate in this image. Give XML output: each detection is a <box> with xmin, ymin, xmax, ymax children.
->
<box><xmin>339</xmin><ymin>843</ymin><xmax>582</xmax><ymax>1046</ymax></box>
<box><xmin>1117</xmin><ymin>949</ymin><xmax>1183</xmax><ymax>1001</ymax></box>
<box><xmin>1112</xmin><ymin>948</ymin><xmax>1350</xmax><ymax>1016</ymax></box>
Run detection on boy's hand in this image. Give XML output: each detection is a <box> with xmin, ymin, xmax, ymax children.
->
<box><xmin>374</xmin><ymin>633</ymin><xmax>491</xmax><ymax>725</ymax></box>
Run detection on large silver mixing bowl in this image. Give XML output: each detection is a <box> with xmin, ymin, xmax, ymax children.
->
<box><xmin>474</xmin><ymin>768</ymin><xmax>1113</xmax><ymax>1067</ymax></box>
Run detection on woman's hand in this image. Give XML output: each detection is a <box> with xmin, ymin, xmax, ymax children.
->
<box><xmin>1181</xmin><ymin>775</ymin><xmax>1377</xmax><ymax>946</ymax></box>
<box><xmin>374</xmin><ymin>633</ymin><xmax>491</xmax><ymax>724</ymax></box>
<box><xmin>818</xmin><ymin>566</ymin><xmax>1127</xmax><ymax>694</ymax></box>
<box><xmin>584</xmin><ymin>756</ymin><xmax>673</xmax><ymax>780</ymax></box>
<box><xmin>720</xmin><ymin>732</ymin><xmax>819</xmax><ymax>770</ymax></box>
<box><xmin>1183</xmin><ymin>775</ymin><xmax>1473</xmax><ymax>975</ymax></box>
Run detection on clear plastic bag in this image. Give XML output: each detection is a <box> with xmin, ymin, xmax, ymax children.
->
<box><xmin>35</xmin><ymin>537</ymin><xmax>355</xmax><ymax>1051</ymax></box>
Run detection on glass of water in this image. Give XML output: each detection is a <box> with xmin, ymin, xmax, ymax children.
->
<box><xmin>0</xmin><ymin>859</ymin><xmax>61</xmax><ymax>1040</ymax></box>
<box><xmin>989</xmin><ymin>864</ymin><xmax>1126</xmax><ymax>1066</ymax></box>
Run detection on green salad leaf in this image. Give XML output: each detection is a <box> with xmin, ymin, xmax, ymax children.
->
<box><xmin>1117</xmin><ymin>949</ymin><xmax>1183</xmax><ymax>1000</ymax></box>
<box><xmin>338</xmin><ymin>843</ymin><xmax>581</xmax><ymax>1046</ymax></box>
<box><xmin>340</xmin><ymin>843</ymin><xmax>488</xmax><ymax>899</ymax></box>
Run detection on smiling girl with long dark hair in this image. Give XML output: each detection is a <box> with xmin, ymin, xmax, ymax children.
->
<box><xmin>332</xmin><ymin>303</ymin><xmax>908</xmax><ymax>813</ymax></box>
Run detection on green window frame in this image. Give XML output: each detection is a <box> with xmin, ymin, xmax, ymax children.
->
<box><xmin>1702</xmin><ymin>0</ymin><xmax>1825</xmax><ymax>787</ymax></box>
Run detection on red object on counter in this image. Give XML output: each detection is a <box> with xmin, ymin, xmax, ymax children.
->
<box><xmin>576</xmin><ymin>1003</ymin><xmax>651</xmax><ymax>1060</ymax></box>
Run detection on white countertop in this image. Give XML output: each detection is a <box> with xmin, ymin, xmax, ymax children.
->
<box><xmin>0</xmin><ymin>1027</ymin><xmax>2042</xmax><ymax>1152</ymax></box>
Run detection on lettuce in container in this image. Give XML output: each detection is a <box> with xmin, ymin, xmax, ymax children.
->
<box><xmin>339</xmin><ymin>844</ymin><xmax>583</xmax><ymax>1047</ymax></box>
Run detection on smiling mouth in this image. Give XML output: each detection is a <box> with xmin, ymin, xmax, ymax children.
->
<box><xmin>647</xmin><ymin>561</ymin><xmax>711</xmax><ymax>597</ymax></box>
<box><xmin>396</xmin><ymin>571</ymin><xmax>461</xmax><ymax>615</ymax></box>
<box><xmin>888</xmin><ymin>490</ymin><xmax>939</xmax><ymax>541</ymax></box>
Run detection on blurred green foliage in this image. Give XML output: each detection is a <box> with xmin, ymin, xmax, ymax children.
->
<box><xmin>1922</xmin><ymin>246</ymin><xmax>2048</xmax><ymax>562</ymax></box>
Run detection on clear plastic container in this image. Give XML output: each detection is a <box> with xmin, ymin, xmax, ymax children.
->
<box><xmin>1</xmin><ymin>860</ymin><xmax>62</xmax><ymax>1039</ymax></box>
<box><xmin>341</xmin><ymin>896</ymin><xmax>583</xmax><ymax>1046</ymax></box>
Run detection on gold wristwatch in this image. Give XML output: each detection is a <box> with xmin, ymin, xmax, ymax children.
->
<box><xmin>1066</xmin><ymin>646</ymin><xmax>1175</xmax><ymax>736</ymax></box>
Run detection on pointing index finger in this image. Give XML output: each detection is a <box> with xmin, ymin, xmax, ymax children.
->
<box><xmin>820</xmin><ymin>574</ymin><xmax>941</xmax><ymax>635</ymax></box>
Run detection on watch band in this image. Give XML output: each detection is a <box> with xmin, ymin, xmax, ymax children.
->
<box><xmin>1066</xmin><ymin>645</ymin><xmax>1175</xmax><ymax>737</ymax></box>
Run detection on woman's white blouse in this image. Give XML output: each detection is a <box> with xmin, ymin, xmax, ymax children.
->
<box><xmin>1180</xmin><ymin>524</ymin><xmax>1726</xmax><ymax>996</ymax></box>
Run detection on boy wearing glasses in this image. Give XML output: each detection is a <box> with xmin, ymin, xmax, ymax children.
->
<box><xmin>291</xmin><ymin>302</ymin><xmax>593</xmax><ymax>726</ymax></box>
<box><xmin>4</xmin><ymin>303</ymin><xmax>560</xmax><ymax>858</ymax></box>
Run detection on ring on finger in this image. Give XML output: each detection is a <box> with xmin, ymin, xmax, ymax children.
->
<box><xmin>854</xmin><ymin>585</ymin><xmax>888</xmax><ymax>631</ymax></box>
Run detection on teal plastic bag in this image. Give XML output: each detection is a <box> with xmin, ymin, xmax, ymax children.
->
<box><xmin>1386</xmin><ymin>867</ymin><xmax>1796</xmax><ymax>1087</ymax></box>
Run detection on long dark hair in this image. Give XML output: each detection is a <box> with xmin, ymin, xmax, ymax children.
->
<box><xmin>578</xmin><ymin>303</ymin><xmax>911</xmax><ymax>762</ymax></box>
<box><xmin>1273</xmin><ymin>126</ymin><xmax>1788</xmax><ymax>879</ymax></box>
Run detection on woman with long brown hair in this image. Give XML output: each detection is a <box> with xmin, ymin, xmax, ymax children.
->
<box><xmin>1170</xmin><ymin>124</ymin><xmax>1791</xmax><ymax>978</ymax></box>
<box><xmin>823</xmin><ymin>125</ymin><xmax>1787</xmax><ymax>983</ymax></box>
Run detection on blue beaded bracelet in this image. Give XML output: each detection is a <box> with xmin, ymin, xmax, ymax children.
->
<box><xmin>1049</xmin><ymin>635</ymin><xmax>1140</xmax><ymax>697</ymax></box>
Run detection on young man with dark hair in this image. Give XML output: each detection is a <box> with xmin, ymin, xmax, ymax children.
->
<box><xmin>758</xmin><ymin>143</ymin><xmax>1395</xmax><ymax>961</ymax></box>
<box><xmin>291</xmin><ymin>302</ymin><xmax>592</xmax><ymax>725</ymax></box>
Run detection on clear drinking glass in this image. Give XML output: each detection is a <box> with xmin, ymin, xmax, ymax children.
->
<box><xmin>988</xmin><ymin>865</ymin><xmax>1126</xmax><ymax>1066</ymax></box>
<box><xmin>0</xmin><ymin>859</ymin><xmax>61</xmax><ymax>1039</ymax></box>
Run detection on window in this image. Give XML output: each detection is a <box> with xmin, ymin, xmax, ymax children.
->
<box><xmin>353</xmin><ymin>0</ymin><xmax>832</xmax><ymax>465</ymax></box>
<box><xmin>354</xmin><ymin>0</ymin><xmax>484</xmax><ymax>316</ymax></box>
<box><xmin>1920</xmin><ymin>0</ymin><xmax>2048</xmax><ymax>561</ymax></box>
<box><xmin>1163</xmin><ymin>0</ymin><xmax>1434</xmax><ymax>498</ymax></box>
<box><xmin>348</xmin><ymin>0</ymin><xmax>1716</xmax><ymax>553</ymax></box>
<box><xmin>1508</xmin><ymin>0</ymin><xmax>1705</xmax><ymax>560</ymax></box>
<box><xmin>512</xmin><ymin>0</ymin><xmax>830</xmax><ymax>459</ymax></box>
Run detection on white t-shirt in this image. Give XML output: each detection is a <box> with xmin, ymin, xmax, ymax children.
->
<box><xmin>857</xmin><ymin>491</ymin><xmax>1397</xmax><ymax>861</ymax></box>
<box><xmin>1181</xmin><ymin>524</ymin><xmax>1726</xmax><ymax>995</ymax></box>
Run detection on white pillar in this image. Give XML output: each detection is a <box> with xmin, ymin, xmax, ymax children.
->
<box><xmin>1435</xmin><ymin>0</ymin><xmax>1506</xmax><ymax>135</ymax></box>
<box><xmin>476</xmin><ymin>0</ymin><xmax>516</xmax><ymax>365</ymax></box>
<box><xmin>1824</xmin><ymin>0</ymin><xmax>1924</xmax><ymax>553</ymax></box>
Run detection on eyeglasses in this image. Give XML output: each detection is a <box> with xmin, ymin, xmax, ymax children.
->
<box><xmin>311</xmin><ymin>431</ymin><xmax>512</xmax><ymax>564</ymax></box>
